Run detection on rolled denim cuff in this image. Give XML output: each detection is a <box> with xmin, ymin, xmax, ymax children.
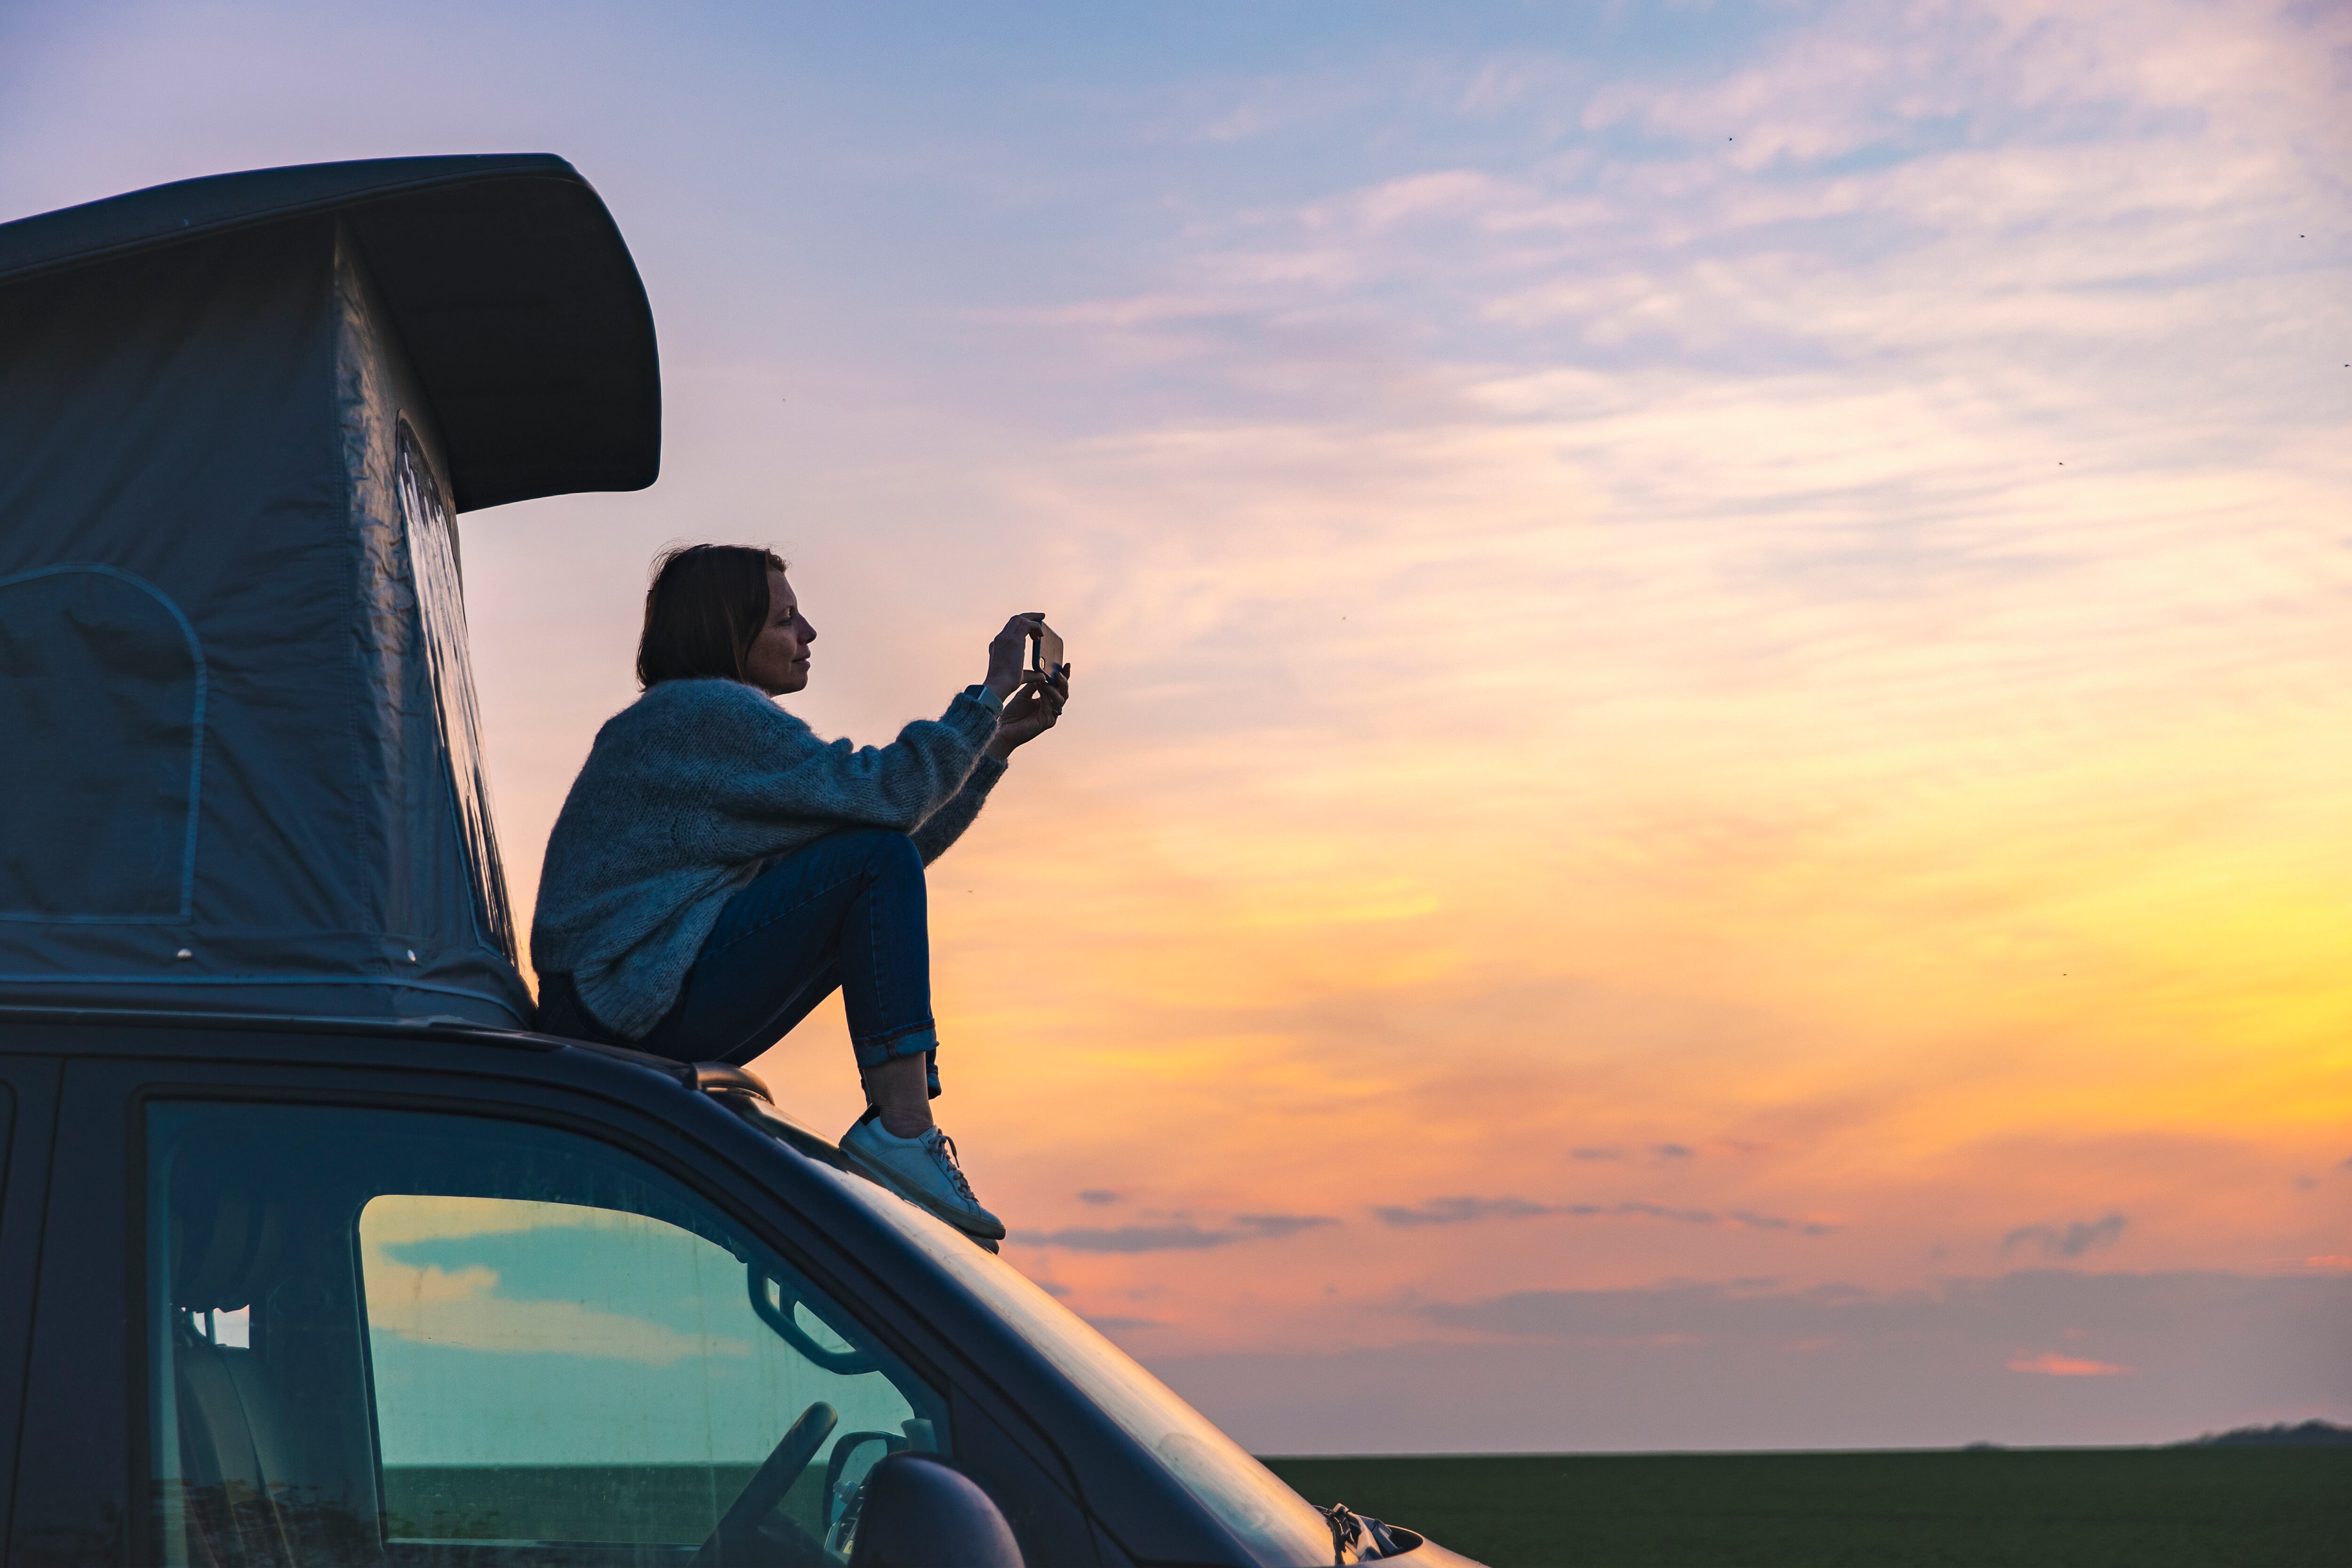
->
<box><xmin>852</xmin><ymin>1021</ymin><xmax>939</xmax><ymax>1069</ymax></box>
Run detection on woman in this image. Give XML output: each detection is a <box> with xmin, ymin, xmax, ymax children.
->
<box><xmin>531</xmin><ymin>544</ymin><xmax>1070</xmax><ymax>1240</ymax></box>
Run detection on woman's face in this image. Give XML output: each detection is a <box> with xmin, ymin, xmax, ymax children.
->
<box><xmin>743</xmin><ymin>569</ymin><xmax>816</xmax><ymax>695</ymax></box>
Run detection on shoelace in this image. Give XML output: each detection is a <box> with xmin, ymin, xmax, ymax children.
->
<box><xmin>924</xmin><ymin>1130</ymin><xmax>980</xmax><ymax>1205</ymax></box>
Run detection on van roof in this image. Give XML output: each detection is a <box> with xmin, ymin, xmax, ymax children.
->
<box><xmin>0</xmin><ymin>153</ymin><xmax>659</xmax><ymax>510</ymax></box>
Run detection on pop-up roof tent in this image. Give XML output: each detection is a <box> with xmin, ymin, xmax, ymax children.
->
<box><xmin>0</xmin><ymin>155</ymin><xmax>659</xmax><ymax>1027</ymax></box>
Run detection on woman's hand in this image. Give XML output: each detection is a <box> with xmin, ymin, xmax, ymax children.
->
<box><xmin>988</xmin><ymin>663</ymin><xmax>1070</xmax><ymax>760</ymax></box>
<box><xmin>983</xmin><ymin>613</ymin><xmax>1047</xmax><ymax>702</ymax></box>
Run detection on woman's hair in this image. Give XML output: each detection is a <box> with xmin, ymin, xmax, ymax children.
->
<box><xmin>637</xmin><ymin>544</ymin><xmax>789</xmax><ymax>688</ymax></box>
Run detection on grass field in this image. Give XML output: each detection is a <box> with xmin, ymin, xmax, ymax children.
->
<box><xmin>1262</xmin><ymin>1448</ymin><xmax>2352</xmax><ymax>1568</ymax></box>
<box><xmin>382</xmin><ymin>1463</ymin><xmax>797</xmax><ymax>1542</ymax></box>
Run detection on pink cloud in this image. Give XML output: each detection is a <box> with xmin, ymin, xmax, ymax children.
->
<box><xmin>2008</xmin><ymin>1351</ymin><xmax>2132</xmax><ymax>1377</ymax></box>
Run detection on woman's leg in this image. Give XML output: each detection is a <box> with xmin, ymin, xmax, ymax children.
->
<box><xmin>861</xmin><ymin>1056</ymin><xmax>935</xmax><ymax>1138</ymax></box>
<box><xmin>687</xmin><ymin>832</ymin><xmax>993</xmax><ymax>1241</ymax></box>
<box><xmin>642</xmin><ymin>830</ymin><xmax>938</xmax><ymax>1121</ymax></box>
<box><xmin>822</xmin><ymin>830</ymin><xmax>940</xmax><ymax>1136</ymax></box>
<box><xmin>649</xmin><ymin>830</ymin><xmax>999</xmax><ymax>1238</ymax></box>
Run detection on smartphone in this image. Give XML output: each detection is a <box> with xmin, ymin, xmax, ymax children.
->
<box><xmin>1027</xmin><ymin>621</ymin><xmax>1065</xmax><ymax>678</ymax></box>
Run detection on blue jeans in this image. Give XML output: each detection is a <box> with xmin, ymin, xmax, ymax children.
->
<box><xmin>555</xmin><ymin>829</ymin><xmax>941</xmax><ymax>1092</ymax></box>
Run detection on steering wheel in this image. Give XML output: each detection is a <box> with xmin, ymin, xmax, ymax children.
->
<box><xmin>691</xmin><ymin>1401</ymin><xmax>839</xmax><ymax>1568</ymax></box>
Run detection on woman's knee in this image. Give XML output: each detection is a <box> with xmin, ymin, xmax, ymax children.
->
<box><xmin>835</xmin><ymin>826</ymin><xmax>922</xmax><ymax>881</ymax></box>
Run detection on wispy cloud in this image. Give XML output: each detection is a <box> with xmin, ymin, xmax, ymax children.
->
<box><xmin>1162</xmin><ymin>1269</ymin><xmax>2351</xmax><ymax>1453</ymax></box>
<box><xmin>1018</xmin><ymin>1212</ymin><xmax>1341</xmax><ymax>1253</ymax></box>
<box><xmin>2002</xmin><ymin>1214</ymin><xmax>2129</xmax><ymax>1260</ymax></box>
<box><xmin>2008</xmin><ymin>1351</ymin><xmax>2131</xmax><ymax>1377</ymax></box>
<box><xmin>1728</xmin><ymin>1210</ymin><xmax>1835</xmax><ymax>1235</ymax></box>
<box><xmin>1409</xmin><ymin>1268</ymin><xmax>2332</xmax><ymax>1350</ymax></box>
<box><xmin>1016</xmin><ymin>1224</ymin><xmax>1238</xmax><ymax>1253</ymax></box>
<box><xmin>1373</xmin><ymin>1196</ymin><xmax>1566</xmax><ymax>1227</ymax></box>
<box><xmin>1372</xmin><ymin>1195</ymin><xmax>1834</xmax><ymax>1234</ymax></box>
<box><xmin>1234</xmin><ymin>1212</ymin><xmax>1344</xmax><ymax>1239</ymax></box>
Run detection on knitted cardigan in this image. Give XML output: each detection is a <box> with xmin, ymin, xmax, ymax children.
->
<box><xmin>531</xmin><ymin>677</ymin><xmax>1006</xmax><ymax>1040</ymax></box>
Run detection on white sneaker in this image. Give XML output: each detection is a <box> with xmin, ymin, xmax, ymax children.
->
<box><xmin>841</xmin><ymin>1113</ymin><xmax>1007</xmax><ymax>1241</ymax></box>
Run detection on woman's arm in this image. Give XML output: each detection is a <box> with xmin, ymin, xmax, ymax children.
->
<box><xmin>650</xmin><ymin>619</ymin><xmax>1058</xmax><ymax>861</ymax></box>
<box><xmin>908</xmin><ymin>754</ymin><xmax>1008</xmax><ymax>864</ymax></box>
<box><xmin>662</xmin><ymin>682</ymin><xmax>999</xmax><ymax>853</ymax></box>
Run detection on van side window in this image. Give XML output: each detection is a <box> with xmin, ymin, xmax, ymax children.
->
<box><xmin>393</xmin><ymin>423</ymin><xmax>516</xmax><ymax>961</ymax></box>
<box><xmin>146</xmin><ymin>1101</ymin><xmax>945</xmax><ymax>1566</ymax></box>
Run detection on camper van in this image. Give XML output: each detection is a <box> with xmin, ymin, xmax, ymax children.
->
<box><xmin>0</xmin><ymin>157</ymin><xmax>1477</xmax><ymax>1568</ymax></box>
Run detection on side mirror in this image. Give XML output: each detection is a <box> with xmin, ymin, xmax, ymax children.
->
<box><xmin>847</xmin><ymin>1453</ymin><xmax>1025</xmax><ymax>1568</ymax></box>
<box><xmin>823</xmin><ymin>1431</ymin><xmax>901</xmax><ymax>1551</ymax></box>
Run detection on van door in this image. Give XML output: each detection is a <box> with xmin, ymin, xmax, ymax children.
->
<box><xmin>14</xmin><ymin>1045</ymin><xmax>1101</xmax><ymax>1568</ymax></box>
<box><xmin>146</xmin><ymin>1092</ymin><xmax>960</xmax><ymax>1565</ymax></box>
<box><xmin>10</xmin><ymin>1052</ymin><xmax>137</xmax><ymax>1567</ymax></box>
<box><xmin>0</xmin><ymin>1051</ymin><xmax>60</xmax><ymax>1555</ymax></box>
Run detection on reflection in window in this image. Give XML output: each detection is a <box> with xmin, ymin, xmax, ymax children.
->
<box><xmin>363</xmin><ymin>1195</ymin><xmax>929</xmax><ymax>1544</ymax></box>
<box><xmin>148</xmin><ymin>1101</ymin><xmax>943</xmax><ymax>1566</ymax></box>
<box><xmin>395</xmin><ymin>426</ymin><xmax>516</xmax><ymax>960</ymax></box>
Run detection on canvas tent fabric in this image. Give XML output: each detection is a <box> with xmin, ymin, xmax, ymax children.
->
<box><xmin>0</xmin><ymin>154</ymin><xmax>659</xmax><ymax>510</ymax></box>
<box><xmin>0</xmin><ymin>157</ymin><xmax>660</xmax><ymax>1027</ymax></box>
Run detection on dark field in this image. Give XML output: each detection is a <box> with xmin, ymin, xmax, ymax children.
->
<box><xmin>1263</xmin><ymin>1448</ymin><xmax>2352</xmax><ymax>1568</ymax></box>
<box><xmin>382</xmin><ymin>1464</ymin><xmax>801</xmax><ymax>1542</ymax></box>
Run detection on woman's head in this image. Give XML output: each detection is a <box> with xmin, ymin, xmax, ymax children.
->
<box><xmin>637</xmin><ymin>544</ymin><xmax>815</xmax><ymax>695</ymax></box>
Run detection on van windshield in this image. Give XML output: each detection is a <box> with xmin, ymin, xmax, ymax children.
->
<box><xmin>814</xmin><ymin>1162</ymin><xmax>1338</xmax><ymax>1568</ymax></box>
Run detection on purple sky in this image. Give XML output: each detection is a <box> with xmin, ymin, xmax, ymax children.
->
<box><xmin>7</xmin><ymin>0</ymin><xmax>2348</xmax><ymax>1452</ymax></box>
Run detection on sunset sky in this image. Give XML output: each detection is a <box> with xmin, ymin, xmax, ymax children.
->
<box><xmin>7</xmin><ymin>0</ymin><xmax>2347</xmax><ymax>1451</ymax></box>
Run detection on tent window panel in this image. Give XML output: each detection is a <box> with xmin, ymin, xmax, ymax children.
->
<box><xmin>395</xmin><ymin>425</ymin><xmax>516</xmax><ymax>961</ymax></box>
<box><xmin>0</xmin><ymin>565</ymin><xmax>202</xmax><ymax>919</ymax></box>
